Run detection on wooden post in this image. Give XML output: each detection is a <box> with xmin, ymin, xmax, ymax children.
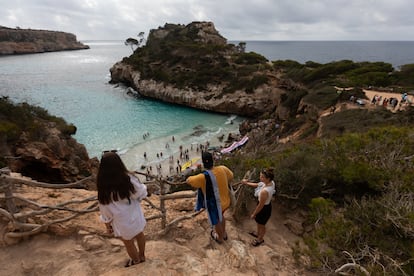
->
<box><xmin>159</xmin><ymin>178</ymin><xmax>166</xmax><ymax>229</ymax></box>
<box><xmin>0</xmin><ymin>168</ymin><xmax>17</xmax><ymax>214</ymax></box>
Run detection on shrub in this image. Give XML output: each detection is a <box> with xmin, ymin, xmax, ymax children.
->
<box><xmin>234</xmin><ymin>52</ymin><xmax>268</xmax><ymax>65</ymax></box>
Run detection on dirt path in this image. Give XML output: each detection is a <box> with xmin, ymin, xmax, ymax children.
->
<box><xmin>363</xmin><ymin>89</ymin><xmax>413</xmax><ymax>111</ymax></box>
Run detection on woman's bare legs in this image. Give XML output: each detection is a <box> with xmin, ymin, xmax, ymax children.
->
<box><xmin>135</xmin><ymin>232</ymin><xmax>146</xmax><ymax>262</ymax></box>
<box><xmin>122</xmin><ymin>232</ymin><xmax>146</xmax><ymax>263</ymax></box>
<box><xmin>256</xmin><ymin>223</ymin><xmax>266</xmax><ymax>242</ymax></box>
<box><xmin>122</xmin><ymin>238</ymin><xmax>140</xmax><ymax>263</ymax></box>
<box><xmin>214</xmin><ymin>221</ymin><xmax>225</xmax><ymax>242</ymax></box>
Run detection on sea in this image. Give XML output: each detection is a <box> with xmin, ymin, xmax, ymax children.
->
<box><xmin>1</xmin><ymin>40</ymin><xmax>414</xmax><ymax>170</ymax></box>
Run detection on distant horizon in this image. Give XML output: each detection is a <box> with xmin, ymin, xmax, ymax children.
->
<box><xmin>80</xmin><ymin>39</ymin><xmax>414</xmax><ymax>42</ymax></box>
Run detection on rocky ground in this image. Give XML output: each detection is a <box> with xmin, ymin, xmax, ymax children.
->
<box><xmin>0</xmin><ymin>181</ymin><xmax>314</xmax><ymax>276</ymax></box>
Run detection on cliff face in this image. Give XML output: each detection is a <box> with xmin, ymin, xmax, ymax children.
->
<box><xmin>0</xmin><ymin>26</ymin><xmax>89</xmax><ymax>55</ymax></box>
<box><xmin>110</xmin><ymin>62</ymin><xmax>290</xmax><ymax>118</ymax></box>
<box><xmin>0</xmin><ymin>98</ymin><xmax>98</xmax><ymax>184</ymax></box>
<box><xmin>5</xmin><ymin>121</ymin><xmax>98</xmax><ymax>184</ymax></box>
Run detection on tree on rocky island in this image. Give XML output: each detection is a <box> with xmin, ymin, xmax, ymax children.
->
<box><xmin>124</xmin><ymin>37</ymin><xmax>138</xmax><ymax>52</ymax></box>
<box><xmin>124</xmin><ymin>32</ymin><xmax>146</xmax><ymax>53</ymax></box>
<box><xmin>237</xmin><ymin>41</ymin><xmax>246</xmax><ymax>53</ymax></box>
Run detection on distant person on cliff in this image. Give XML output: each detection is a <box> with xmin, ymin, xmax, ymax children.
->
<box><xmin>242</xmin><ymin>168</ymin><xmax>276</xmax><ymax>246</ymax></box>
<box><xmin>186</xmin><ymin>151</ymin><xmax>234</xmax><ymax>244</ymax></box>
<box><xmin>97</xmin><ymin>151</ymin><xmax>148</xmax><ymax>267</ymax></box>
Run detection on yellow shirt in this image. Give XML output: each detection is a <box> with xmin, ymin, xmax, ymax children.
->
<box><xmin>186</xmin><ymin>165</ymin><xmax>234</xmax><ymax>210</ymax></box>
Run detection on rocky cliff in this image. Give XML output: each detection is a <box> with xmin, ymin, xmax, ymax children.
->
<box><xmin>7</xmin><ymin>122</ymin><xmax>98</xmax><ymax>184</ymax></box>
<box><xmin>109</xmin><ymin>22</ymin><xmax>291</xmax><ymax>118</ymax></box>
<box><xmin>0</xmin><ymin>98</ymin><xmax>97</xmax><ymax>184</ymax></box>
<box><xmin>110</xmin><ymin>62</ymin><xmax>290</xmax><ymax>118</ymax></box>
<box><xmin>0</xmin><ymin>26</ymin><xmax>89</xmax><ymax>55</ymax></box>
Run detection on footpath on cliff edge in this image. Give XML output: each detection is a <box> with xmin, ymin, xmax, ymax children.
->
<box><xmin>0</xmin><ymin>177</ymin><xmax>314</xmax><ymax>276</ymax></box>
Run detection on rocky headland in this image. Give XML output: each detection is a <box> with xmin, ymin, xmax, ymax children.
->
<box><xmin>0</xmin><ymin>26</ymin><xmax>89</xmax><ymax>55</ymax></box>
<box><xmin>110</xmin><ymin>22</ymin><xmax>293</xmax><ymax>119</ymax></box>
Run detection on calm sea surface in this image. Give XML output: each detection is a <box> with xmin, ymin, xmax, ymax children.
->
<box><xmin>242</xmin><ymin>41</ymin><xmax>414</xmax><ymax>69</ymax></box>
<box><xmin>1</xmin><ymin>40</ymin><xmax>413</xmax><ymax>169</ymax></box>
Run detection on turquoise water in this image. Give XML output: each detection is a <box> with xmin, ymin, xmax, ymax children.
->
<box><xmin>0</xmin><ymin>41</ymin><xmax>242</xmax><ymax>169</ymax></box>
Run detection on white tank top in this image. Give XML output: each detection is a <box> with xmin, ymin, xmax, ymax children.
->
<box><xmin>254</xmin><ymin>181</ymin><xmax>275</xmax><ymax>205</ymax></box>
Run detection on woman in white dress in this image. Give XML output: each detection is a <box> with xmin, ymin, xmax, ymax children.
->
<box><xmin>97</xmin><ymin>151</ymin><xmax>148</xmax><ymax>267</ymax></box>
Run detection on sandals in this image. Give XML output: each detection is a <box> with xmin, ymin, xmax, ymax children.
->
<box><xmin>251</xmin><ymin>239</ymin><xmax>264</xmax><ymax>247</ymax></box>
<box><xmin>210</xmin><ymin>230</ymin><xmax>223</xmax><ymax>244</ymax></box>
<box><xmin>124</xmin><ymin>259</ymin><xmax>140</xmax><ymax>267</ymax></box>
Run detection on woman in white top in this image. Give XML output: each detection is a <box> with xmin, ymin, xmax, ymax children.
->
<box><xmin>97</xmin><ymin>151</ymin><xmax>147</xmax><ymax>267</ymax></box>
<box><xmin>242</xmin><ymin>168</ymin><xmax>275</xmax><ymax>246</ymax></box>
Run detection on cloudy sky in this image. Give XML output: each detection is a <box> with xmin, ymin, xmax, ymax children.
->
<box><xmin>1</xmin><ymin>0</ymin><xmax>413</xmax><ymax>41</ymax></box>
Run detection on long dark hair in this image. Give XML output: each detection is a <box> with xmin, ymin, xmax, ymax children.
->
<box><xmin>97</xmin><ymin>152</ymin><xmax>136</xmax><ymax>205</ymax></box>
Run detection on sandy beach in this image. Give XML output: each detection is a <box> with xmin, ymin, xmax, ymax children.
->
<box><xmin>133</xmin><ymin>130</ymin><xmax>240</xmax><ymax>180</ymax></box>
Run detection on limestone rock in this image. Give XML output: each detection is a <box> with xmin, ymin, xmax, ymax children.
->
<box><xmin>7</xmin><ymin>121</ymin><xmax>97</xmax><ymax>184</ymax></box>
<box><xmin>110</xmin><ymin>62</ymin><xmax>285</xmax><ymax>117</ymax></box>
<box><xmin>82</xmin><ymin>235</ymin><xmax>105</xmax><ymax>251</ymax></box>
<box><xmin>0</xmin><ymin>26</ymin><xmax>89</xmax><ymax>55</ymax></box>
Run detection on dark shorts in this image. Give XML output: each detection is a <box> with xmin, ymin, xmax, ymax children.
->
<box><xmin>255</xmin><ymin>203</ymin><xmax>272</xmax><ymax>225</ymax></box>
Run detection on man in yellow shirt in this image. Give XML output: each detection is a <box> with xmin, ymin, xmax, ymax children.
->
<box><xmin>186</xmin><ymin>151</ymin><xmax>233</xmax><ymax>243</ymax></box>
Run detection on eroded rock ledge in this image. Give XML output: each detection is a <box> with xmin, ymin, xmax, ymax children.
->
<box><xmin>0</xmin><ymin>26</ymin><xmax>89</xmax><ymax>55</ymax></box>
<box><xmin>110</xmin><ymin>61</ymin><xmax>290</xmax><ymax>118</ymax></box>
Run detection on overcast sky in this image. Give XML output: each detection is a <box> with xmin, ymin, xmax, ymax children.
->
<box><xmin>1</xmin><ymin>0</ymin><xmax>413</xmax><ymax>41</ymax></box>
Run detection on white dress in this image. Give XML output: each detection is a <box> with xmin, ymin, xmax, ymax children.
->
<box><xmin>99</xmin><ymin>174</ymin><xmax>147</xmax><ymax>240</ymax></box>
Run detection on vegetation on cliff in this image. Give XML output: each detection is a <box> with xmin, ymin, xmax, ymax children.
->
<box><xmin>223</xmin><ymin>121</ymin><xmax>414</xmax><ymax>275</ymax></box>
<box><xmin>0</xmin><ymin>97</ymin><xmax>94</xmax><ymax>183</ymax></box>
<box><xmin>122</xmin><ymin>22</ymin><xmax>270</xmax><ymax>93</ymax></box>
<box><xmin>219</xmin><ymin>58</ymin><xmax>414</xmax><ymax>274</ymax></box>
<box><xmin>0</xmin><ymin>97</ymin><xmax>76</xmax><ymax>145</ymax></box>
<box><xmin>274</xmin><ymin>59</ymin><xmax>414</xmax><ymax>111</ymax></box>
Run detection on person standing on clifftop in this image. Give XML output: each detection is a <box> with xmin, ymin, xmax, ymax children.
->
<box><xmin>186</xmin><ymin>151</ymin><xmax>233</xmax><ymax>244</ymax></box>
<box><xmin>242</xmin><ymin>168</ymin><xmax>276</xmax><ymax>246</ymax></box>
<box><xmin>97</xmin><ymin>151</ymin><xmax>147</xmax><ymax>267</ymax></box>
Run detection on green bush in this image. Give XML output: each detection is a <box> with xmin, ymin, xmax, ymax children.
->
<box><xmin>0</xmin><ymin>97</ymin><xmax>75</xmax><ymax>142</ymax></box>
<box><xmin>303</xmin><ymin>85</ymin><xmax>338</xmax><ymax>110</ymax></box>
<box><xmin>394</xmin><ymin>63</ymin><xmax>414</xmax><ymax>87</ymax></box>
<box><xmin>234</xmin><ymin>52</ymin><xmax>268</xmax><ymax>65</ymax></box>
<box><xmin>272</xmin><ymin>59</ymin><xmax>304</xmax><ymax>70</ymax></box>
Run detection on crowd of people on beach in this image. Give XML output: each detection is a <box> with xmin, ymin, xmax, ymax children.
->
<box><xmin>137</xmin><ymin>132</ymin><xmax>246</xmax><ymax>182</ymax></box>
<box><xmin>141</xmin><ymin>136</ymin><xmax>212</xmax><ymax>180</ymax></box>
